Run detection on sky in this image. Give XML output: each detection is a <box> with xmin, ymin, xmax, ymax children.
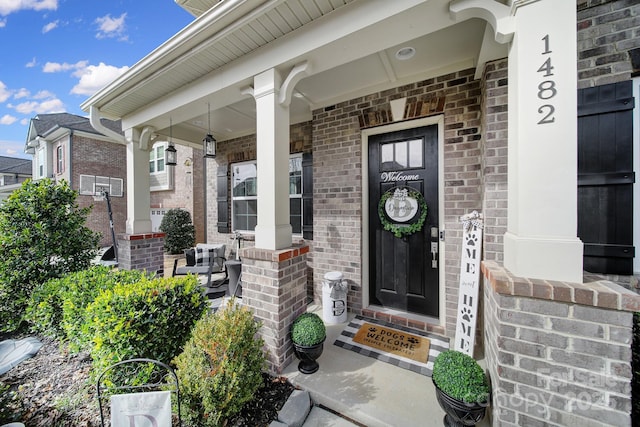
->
<box><xmin>0</xmin><ymin>0</ymin><xmax>195</xmax><ymax>159</ymax></box>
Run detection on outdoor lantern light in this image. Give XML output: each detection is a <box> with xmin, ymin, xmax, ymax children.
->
<box><xmin>203</xmin><ymin>102</ymin><xmax>216</xmax><ymax>158</ymax></box>
<box><xmin>203</xmin><ymin>133</ymin><xmax>216</xmax><ymax>158</ymax></box>
<box><xmin>165</xmin><ymin>118</ymin><xmax>177</xmax><ymax>166</ymax></box>
<box><xmin>165</xmin><ymin>143</ymin><xmax>177</xmax><ymax>166</ymax></box>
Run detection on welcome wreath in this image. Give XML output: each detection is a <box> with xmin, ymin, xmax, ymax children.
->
<box><xmin>378</xmin><ymin>188</ymin><xmax>428</xmax><ymax>238</ymax></box>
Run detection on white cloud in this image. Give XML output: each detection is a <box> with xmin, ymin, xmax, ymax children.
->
<box><xmin>0</xmin><ymin>81</ymin><xmax>10</xmax><ymax>102</ymax></box>
<box><xmin>32</xmin><ymin>90</ymin><xmax>55</xmax><ymax>99</ymax></box>
<box><xmin>42</xmin><ymin>19</ymin><xmax>58</xmax><ymax>33</ymax></box>
<box><xmin>14</xmin><ymin>88</ymin><xmax>29</xmax><ymax>99</ymax></box>
<box><xmin>0</xmin><ymin>114</ymin><xmax>17</xmax><ymax>125</ymax></box>
<box><xmin>25</xmin><ymin>57</ymin><xmax>36</xmax><ymax>68</ymax></box>
<box><xmin>0</xmin><ymin>18</ymin><xmax>6</xmax><ymax>27</ymax></box>
<box><xmin>0</xmin><ymin>0</ymin><xmax>58</xmax><ymax>16</ymax></box>
<box><xmin>0</xmin><ymin>140</ymin><xmax>31</xmax><ymax>159</ymax></box>
<box><xmin>95</xmin><ymin>12</ymin><xmax>127</xmax><ymax>41</ymax></box>
<box><xmin>10</xmin><ymin>97</ymin><xmax>64</xmax><ymax>115</ymax></box>
<box><xmin>42</xmin><ymin>60</ymin><xmax>88</xmax><ymax>73</ymax></box>
<box><xmin>70</xmin><ymin>62</ymin><xmax>129</xmax><ymax>96</ymax></box>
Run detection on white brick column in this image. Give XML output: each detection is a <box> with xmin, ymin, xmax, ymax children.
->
<box><xmin>504</xmin><ymin>0</ymin><xmax>583</xmax><ymax>283</ymax></box>
<box><xmin>124</xmin><ymin>128</ymin><xmax>152</xmax><ymax>234</ymax></box>
<box><xmin>253</xmin><ymin>68</ymin><xmax>292</xmax><ymax>250</ymax></box>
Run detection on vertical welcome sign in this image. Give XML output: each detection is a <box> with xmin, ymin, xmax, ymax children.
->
<box><xmin>454</xmin><ymin>211</ymin><xmax>483</xmax><ymax>356</ymax></box>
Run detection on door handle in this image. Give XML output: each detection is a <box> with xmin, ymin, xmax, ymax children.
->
<box><xmin>431</xmin><ymin>241</ymin><xmax>438</xmax><ymax>269</ymax></box>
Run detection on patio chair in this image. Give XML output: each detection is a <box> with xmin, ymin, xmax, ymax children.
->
<box><xmin>172</xmin><ymin>244</ymin><xmax>228</xmax><ymax>298</ymax></box>
<box><xmin>96</xmin><ymin>358</ymin><xmax>181</xmax><ymax>427</ymax></box>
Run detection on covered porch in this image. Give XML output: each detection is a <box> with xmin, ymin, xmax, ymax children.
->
<box><xmin>79</xmin><ymin>0</ymin><xmax>622</xmax><ymax>425</ymax></box>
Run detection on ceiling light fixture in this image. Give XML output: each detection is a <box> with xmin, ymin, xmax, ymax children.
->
<box><xmin>395</xmin><ymin>46</ymin><xmax>416</xmax><ymax>61</ymax></box>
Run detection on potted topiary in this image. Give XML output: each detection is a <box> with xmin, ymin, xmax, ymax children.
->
<box><xmin>291</xmin><ymin>312</ymin><xmax>326</xmax><ymax>374</ymax></box>
<box><xmin>432</xmin><ymin>350</ymin><xmax>490</xmax><ymax>427</ymax></box>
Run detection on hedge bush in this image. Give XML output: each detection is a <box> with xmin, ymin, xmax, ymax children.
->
<box><xmin>160</xmin><ymin>208</ymin><xmax>195</xmax><ymax>254</ymax></box>
<box><xmin>26</xmin><ymin>266</ymin><xmax>149</xmax><ymax>350</ymax></box>
<box><xmin>432</xmin><ymin>350</ymin><xmax>490</xmax><ymax>404</ymax></box>
<box><xmin>86</xmin><ymin>275</ymin><xmax>207</xmax><ymax>383</ymax></box>
<box><xmin>0</xmin><ymin>179</ymin><xmax>100</xmax><ymax>332</ymax></box>
<box><xmin>174</xmin><ymin>300</ymin><xmax>266</xmax><ymax>426</ymax></box>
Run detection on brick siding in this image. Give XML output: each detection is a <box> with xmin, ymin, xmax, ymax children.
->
<box><xmin>312</xmin><ymin>68</ymin><xmax>484</xmax><ymax>336</ymax></box>
<box><xmin>577</xmin><ymin>0</ymin><xmax>640</xmax><ymax>88</ymax></box>
<box><xmin>70</xmin><ymin>134</ymin><xmax>127</xmax><ymax>248</ymax></box>
<box><xmin>483</xmin><ymin>260</ymin><xmax>640</xmax><ymax>426</ymax></box>
<box><xmin>240</xmin><ymin>244</ymin><xmax>309</xmax><ymax>374</ymax></box>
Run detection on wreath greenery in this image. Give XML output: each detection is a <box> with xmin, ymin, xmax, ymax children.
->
<box><xmin>378</xmin><ymin>188</ymin><xmax>428</xmax><ymax>238</ymax></box>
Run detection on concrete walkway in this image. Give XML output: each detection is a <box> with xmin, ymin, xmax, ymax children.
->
<box><xmin>283</xmin><ymin>307</ymin><xmax>491</xmax><ymax>427</ymax></box>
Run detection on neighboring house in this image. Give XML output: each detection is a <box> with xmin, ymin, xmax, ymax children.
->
<box><xmin>0</xmin><ymin>156</ymin><xmax>32</xmax><ymax>203</ymax></box>
<box><xmin>80</xmin><ymin>1</ymin><xmax>640</xmax><ymax>425</ymax></box>
<box><xmin>23</xmin><ymin>113</ymin><xmax>204</xmax><ymax>247</ymax></box>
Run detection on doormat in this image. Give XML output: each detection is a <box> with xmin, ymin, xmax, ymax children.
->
<box><xmin>334</xmin><ymin>315</ymin><xmax>449</xmax><ymax>377</ymax></box>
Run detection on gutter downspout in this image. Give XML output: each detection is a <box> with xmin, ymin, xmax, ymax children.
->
<box><xmin>68</xmin><ymin>131</ymin><xmax>73</xmax><ymax>188</ymax></box>
<box><xmin>89</xmin><ymin>106</ymin><xmax>127</xmax><ymax>144</ymax></box>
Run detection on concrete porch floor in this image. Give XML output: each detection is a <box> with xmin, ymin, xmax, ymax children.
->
<box><xmin>283</xmin><ymin>306</ymin><xmax>491</xmax><ymax>427</ymax></box>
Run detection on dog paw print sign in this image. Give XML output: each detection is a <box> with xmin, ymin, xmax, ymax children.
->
<box><xmin>454</xmin><ymin>211</ymin><xmax>483</xmax><ymax>356</ymax></box>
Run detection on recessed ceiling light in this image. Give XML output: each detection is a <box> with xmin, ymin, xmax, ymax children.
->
<box><xmin>395</xmin><ymin>46</ymin><xmax>416</xmax><ymax>61</ymax></box>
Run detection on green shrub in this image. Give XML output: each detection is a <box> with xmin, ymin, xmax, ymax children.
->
<box><xmin>26</xmin><ymin>266</ymin><xmax>149</xmax><ymax>349</ymax></box>
<box><xmin>160</xmin><ymin>208</ymin><xmax>195</xmax><ymax>254</ymax></box>
<box><xmin>174</xmin><ymin>300</ymin><xmax>266</xmax><ymax>426</ymax></box>
<box><xmin>86</xmin><ymin>275</ymin><xmax>207</xmax><ymax>383</ymax></box>
<box><xmin>291</xmin><ymin>312</ymin><xmax>326</xmax><ymax>346</ymax></box>
<box><xmin>432</xmin><ymin>350</ymin><xmax>490</xmax><ymax>404</ymax></box>
<box><xmin>0</xmin><ymin>179</ymin><xmax>100</xmax><ymax>332</ymax></box>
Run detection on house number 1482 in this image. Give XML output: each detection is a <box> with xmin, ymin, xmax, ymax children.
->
<box><xmin>537</xmin><ymin>34</ymin><xmax>556</xmax><ymax>125</ymax></box>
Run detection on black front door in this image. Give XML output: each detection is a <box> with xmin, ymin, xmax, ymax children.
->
<box><xmin>369</xmin><ymin>126</ymin><xmax>439</xmax><ymax>317</ymax></box>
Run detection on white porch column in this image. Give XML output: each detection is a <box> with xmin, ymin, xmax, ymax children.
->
<box><xmin>253</xmin><ymin>68</ymin><xmax>292</xmax><ymax>250</ymax></box>
<box><xmin>504</xmin><ymin>0</ymin><xmax>583</xmax><ymax>283</ymax></box>
<box><xmin>124</xmin><ymin>128</ymin><xmax>152</xmax><ymax>234</ymax></box>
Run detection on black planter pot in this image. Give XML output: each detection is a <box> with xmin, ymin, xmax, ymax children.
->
<box><xmin>433</xmin><ymin>378</ymin><xmax>489</xmax><ymax>427</ymax></box>
<box><xmin>293</xmin><ymin>338</ymin><xmax>325</xmax><ymax>374</ymax></box>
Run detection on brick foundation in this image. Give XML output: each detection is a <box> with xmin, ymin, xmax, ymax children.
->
<box><xmin>117</xmin><ymin>233</ymin><xmax>165</xmax><ymax>276</ymax></box>
<box><xmin>483</xmin><ymin>260</ymin><xmax>640</xmax><ymax>426</ymax></box>
<box><xmin>241</xmin><ymin>244</ymin><xmax>309</xmax><ymax>374</ymax></box>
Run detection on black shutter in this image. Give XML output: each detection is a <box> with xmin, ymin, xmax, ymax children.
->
<box><xmin>217</xmin><ymin>164</ymin><xmax>230</xmax><ymax>233</ymax></box>
<box><xmin>578</xmin><ymin>81</ymin><xmax>635</xmax><ymax>274</ymax></box>
<box><xmin>302</xmin><ymin>152</ymin><xmax>313</xmax><ymax>240</ymax></box>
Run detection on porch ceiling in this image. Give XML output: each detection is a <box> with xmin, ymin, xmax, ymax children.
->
<box><xmin>81</xmin><ymin>0</ymin><xmax>507</xmax><ymax>148</ymax></box>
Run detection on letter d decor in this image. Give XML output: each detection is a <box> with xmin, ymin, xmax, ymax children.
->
<box><xmin>454</xmin><ymin>211</ymin><xmax>483</xmax><ymax>356</ymax></box>
<box><xmin>110</xmin><ymin>390</ymin><xmax>172</xmax><ymax>427</ymax></box>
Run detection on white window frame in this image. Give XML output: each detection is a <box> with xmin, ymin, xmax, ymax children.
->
<box><xmin>231</xmin><ymin>154</ymin><xmax>304</xmax><ymax>234</ymax></box>
<box><xmin>56</xmin><ymin>145</ymin><xmax>64</xmax><ymax>174</ymax></box>
<box><xmin>149</xmin><ymin>142</ymin><xmax>166</xmax><ymax>174</ymax></box>
<box><xmin>37</xmin><ymin>148</ymin><xmax>45</xmax><ymax>178</ymax></box>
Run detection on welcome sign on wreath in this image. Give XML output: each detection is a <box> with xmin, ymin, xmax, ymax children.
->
<box><xmin>378</xmin><ymin>186</ymin><xmax>427</xmax><ymax>238</ymax></box>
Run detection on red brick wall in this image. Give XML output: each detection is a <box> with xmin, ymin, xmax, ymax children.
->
<box><xmin>70</xmin><ymin>135</ymin><xmax>127</xmax><ymax>248</ymax></box>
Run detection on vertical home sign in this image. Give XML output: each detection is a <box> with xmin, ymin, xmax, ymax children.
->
<box><xmin>454</xmin><ymin>211</ymin><xmax>483</xmax><ymax>356</ymax></box>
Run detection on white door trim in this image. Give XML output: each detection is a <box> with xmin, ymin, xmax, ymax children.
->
<box><xmin>361</xmin><ymin>115</ymin><xmax>445</xmax><ymax>326</ymax></box>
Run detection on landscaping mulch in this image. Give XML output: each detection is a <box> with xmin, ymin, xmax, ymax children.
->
<box><xmin>0</xmin><ymin>335</ymin><xmax>295</xmax><ymax>426</ymax></box>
